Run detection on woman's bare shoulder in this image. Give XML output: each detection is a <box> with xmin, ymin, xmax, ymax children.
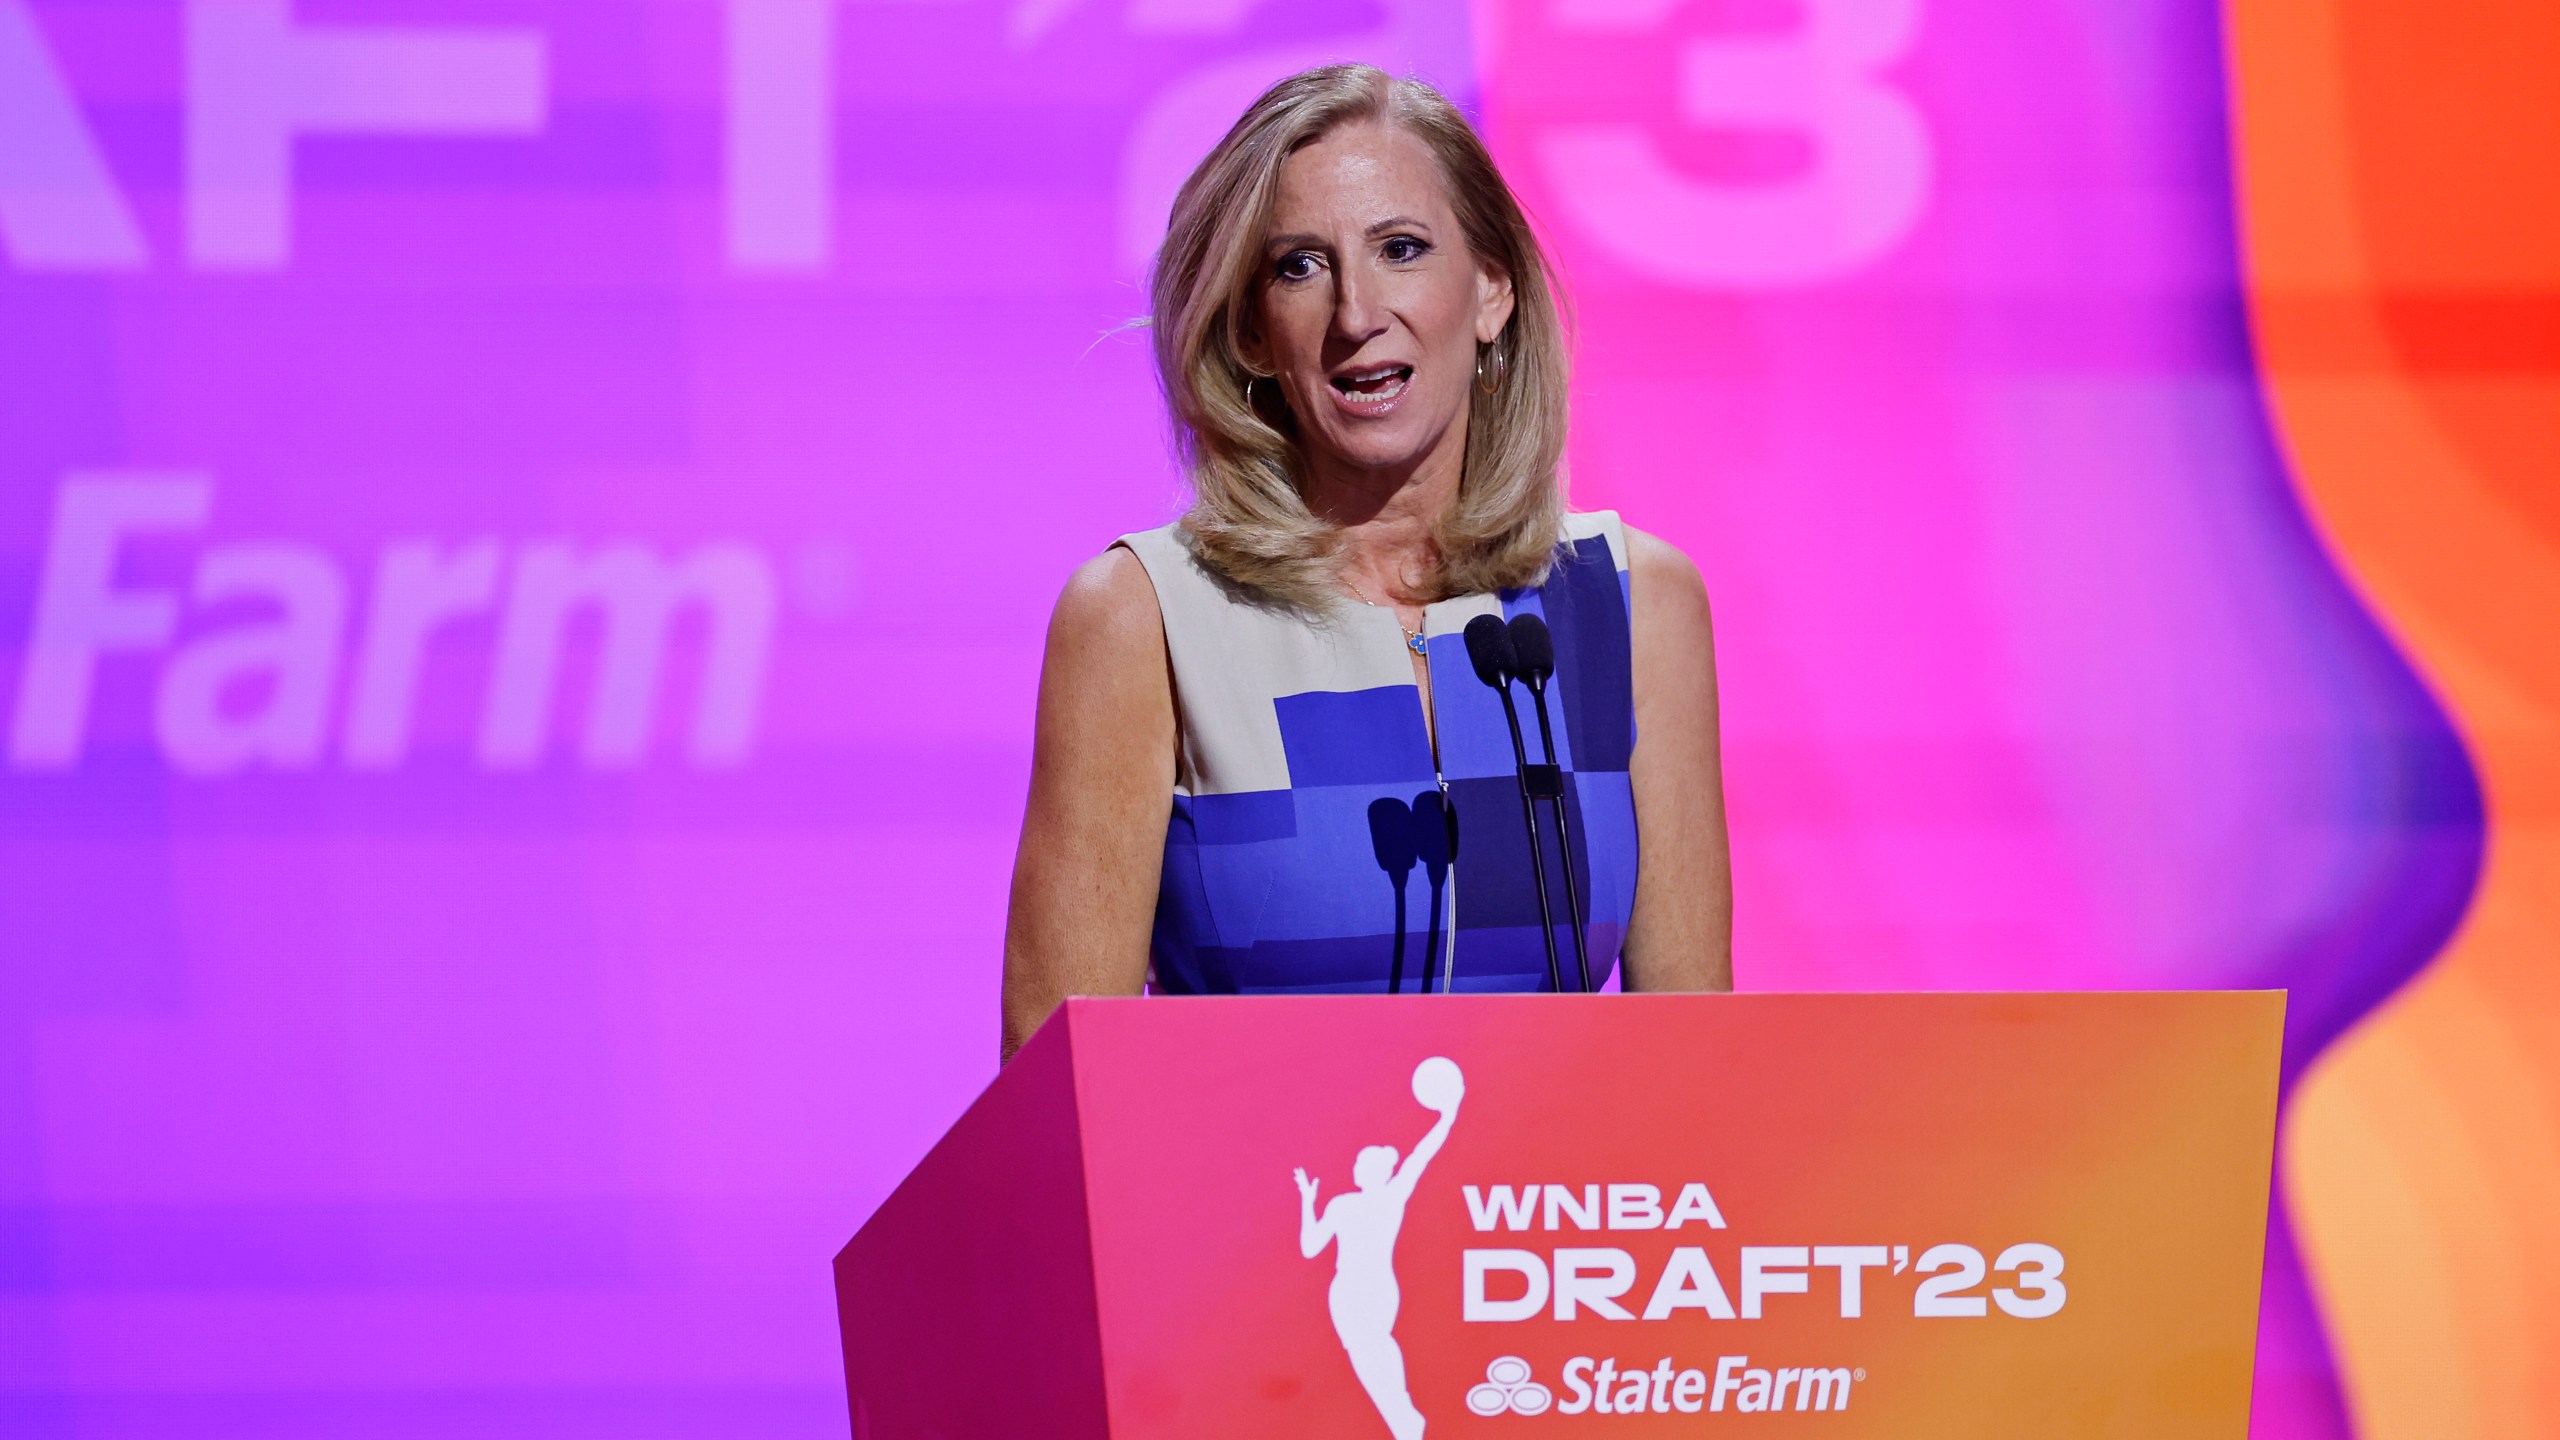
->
<box><xmin>1039</xmin><ymin>543</ymin><xmax>1172</xmax><ymax>712</ymax></box>
<box><xmin>1621</xmin><ymin>524</ymin><xmax>1711</xmax><ymax>622</ymax></box>
<box><xmin>1047</xmin><ymin>544</ymin><xmax>1166</xmax><ymax>657</ymax></box>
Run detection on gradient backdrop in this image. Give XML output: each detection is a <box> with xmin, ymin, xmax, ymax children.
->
<box><xmin>0</xmin><ymin>0</ymin><xmax>2549</xmax><ymax>1436</ymax></box>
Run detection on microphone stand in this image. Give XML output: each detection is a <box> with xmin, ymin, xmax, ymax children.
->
<box><xmin>1464</xmin><ymin>616</ymin><xmax>1566</xmax><ymax>994</ymax></box>
<box><xmin>1510</xmin><ymin>614</ymin><xmax>1594</xmax><ymax>993</ymax></box>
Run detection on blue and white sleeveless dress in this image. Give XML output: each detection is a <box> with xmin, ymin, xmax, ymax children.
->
<box><xmin>1118</xmin><ymin>512</ymin><xmax>1639</xmax><ymax>994</ymax></box>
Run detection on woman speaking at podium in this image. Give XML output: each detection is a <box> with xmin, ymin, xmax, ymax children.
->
<box><xmin>1002</xmin><ymin>64</ymin><xmax>1731</xmax><ymax>1059</ymax></box>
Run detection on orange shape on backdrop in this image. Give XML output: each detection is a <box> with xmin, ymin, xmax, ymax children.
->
<box><xmin>2229</xmin><ymin>0</ymin><xmax>2560</xmax><ymax>1436</ymax></box>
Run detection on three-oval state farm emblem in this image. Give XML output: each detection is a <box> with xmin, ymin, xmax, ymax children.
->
<box><xmin>1467</xmin><ymin>1356</ymin><xmax>1554</xmax><ymax>1416</ymax></box>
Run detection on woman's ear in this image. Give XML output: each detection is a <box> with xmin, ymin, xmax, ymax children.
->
<box><xmin>1232</xmin><ymin>307</ymin><xmax>1271</xmax><ymax>376</ymax></box>
<box><xmin>1475</xmin><ymin>262</ymin><xmax>1517</xmax><ymax>345</ymax></box>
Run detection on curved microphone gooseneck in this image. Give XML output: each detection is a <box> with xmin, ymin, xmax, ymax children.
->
<box><xmin>1506</xmin><ymin>613</ymin><xmax>1594</xmax><ymax>993</ymax></box>
<box><xmin>1463</xmin><ymin>614</ymin><xmax>1566</xmax><ymax>995</ymax></box>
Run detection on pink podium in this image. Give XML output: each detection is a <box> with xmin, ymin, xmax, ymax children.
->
<box><xmin>835</xmin><ymin>993</ymin><xmax>2281</xmax><ymax>1437</ymax></box>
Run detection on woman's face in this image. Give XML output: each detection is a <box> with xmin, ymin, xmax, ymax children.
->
<box><xmin>1248</xmin><ymin>121</ymin><xmax>1514</xmax><ymax>487</ymax></box>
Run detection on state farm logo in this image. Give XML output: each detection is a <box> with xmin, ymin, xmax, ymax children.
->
<box><xmin>1468</xmin><ymin>1356</ymin><xmax>1553</xmax><ymax>1416</ymax></box>
<box><xmin>1469</xmin><ymin>1355</ymin><xmax>1859</xmax><ymax>1418</ymax></box>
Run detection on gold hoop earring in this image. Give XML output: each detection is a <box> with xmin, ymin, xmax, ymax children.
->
<box><xmin>1475</xmin><ymin>346</ymin><xmax>1506</xmax><ymax>395</ymax></box>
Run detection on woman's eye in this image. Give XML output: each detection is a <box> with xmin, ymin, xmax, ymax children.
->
<box><xmin>1274</xmin><ymin>251</ymin><xmax>1320</xmax><ymax>281</ymax></box>
<box><xmin>1382</xmin><ymin>236</ymin><xmax>1429</xmax><ymax>262</ymax></box>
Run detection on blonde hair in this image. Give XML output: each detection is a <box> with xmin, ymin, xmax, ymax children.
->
<box><xmin>1150</xmin><ymin>64</ymin><xmax>1570</xmax><ymax>610</ymax></box>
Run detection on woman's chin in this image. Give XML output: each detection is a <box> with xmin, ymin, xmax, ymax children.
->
<box><xmin>1307</xmin><ymin>419</ymin><xmax>1453</xmax><ymax>480</ymax></box>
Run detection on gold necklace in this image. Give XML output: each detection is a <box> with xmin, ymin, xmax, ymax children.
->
<box><xmin>1349</xmin><ymin>584</ymin><xmax>1430</xmax><ymax>657</ymax></box>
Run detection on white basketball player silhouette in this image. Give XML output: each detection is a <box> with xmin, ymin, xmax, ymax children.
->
<box><xmin>1295</xmin><ymin>1056</ymin><xmax>1464</xmax><ymax>1440</ymax></box>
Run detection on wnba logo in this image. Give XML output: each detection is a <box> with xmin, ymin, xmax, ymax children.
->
<box><xmin>1468</xmin><ymin>1356</ymin><xmax>1554</xmax><ymax>1416</ymax></box>
<box><xmin>1294</xmin><ymin>1056</ymin><xmax>1465</xmax><ymax>1439</ymax></box>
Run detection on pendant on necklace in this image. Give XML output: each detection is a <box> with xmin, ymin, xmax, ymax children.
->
<box><xmin>1405</xmin><ymin>631</ymin><xmax>1428</xmax><ymax>657</ymax></box>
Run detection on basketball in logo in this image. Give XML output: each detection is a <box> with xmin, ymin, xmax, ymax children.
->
<box><xmin>1412</xmin><ymin>1056</ymin><xmax>1463</xmax><ymax>1110</ymax></box>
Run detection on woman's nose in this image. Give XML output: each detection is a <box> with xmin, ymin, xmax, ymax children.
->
<box><xmin>1331</xmin><ymin>261</ymin><xmax>1389</xmax><ymax>344</ymax></box>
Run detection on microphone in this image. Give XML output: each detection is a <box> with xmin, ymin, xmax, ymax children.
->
<box><xmin>1507</xmin><ymin>613</ymin><xmax>1593</xmax><ymax>993</ymax></box>
<box><xmin>1464</xmin><ymin>615</ymin><xmax>1566</xmax><ymax>995</ymax></box>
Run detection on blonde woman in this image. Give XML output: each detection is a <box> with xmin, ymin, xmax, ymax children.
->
<box><xmin>1002</xmin><ymin>64</ymin><xmax>1731</xmax><ymax>1058</ymax></box>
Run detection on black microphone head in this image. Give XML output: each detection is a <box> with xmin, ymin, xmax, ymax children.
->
<box><xmin>1463</xmin><ymin>614</ymin><xmax>1516</xmax><ymax>687</ymax></box>
<box><xmin>1508</xmin><ymin>613</ymin><xmax>1556</xmax><ymax>684</ymax></box>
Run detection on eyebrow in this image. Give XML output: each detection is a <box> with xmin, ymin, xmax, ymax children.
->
<box><xmin>1263</xmin><ymin>217</ymin><xmax>1437</xmax><ymax>252</ymax></box>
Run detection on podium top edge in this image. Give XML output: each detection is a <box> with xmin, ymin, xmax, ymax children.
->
<box><xmin>1057</xmin><ymin>990</ymin><xmax>2289</xmax><ymax>1002</ymax></box>
<box><xmin>1019</xmin><ymin>993</ymin><xmax>2288</xmax><ymax>1057</ymax></box>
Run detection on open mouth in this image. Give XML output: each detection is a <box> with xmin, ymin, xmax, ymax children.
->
<box><xmin>1330</xmin><ymin>365</ymin><xmax>1413</xmax><ymax>408</ymax></box>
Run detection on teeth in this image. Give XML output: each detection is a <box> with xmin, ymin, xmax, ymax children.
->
<box><xmin>1336</xmin><ymin>367</ymin><xmax>1411</xmax><ymax>402</ymax></box>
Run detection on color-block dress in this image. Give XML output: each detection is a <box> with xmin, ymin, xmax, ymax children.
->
<box><xmin>1118</xmin><ymin>512</ymin><xmax>1640</xmax><ymax>994</ymax></box>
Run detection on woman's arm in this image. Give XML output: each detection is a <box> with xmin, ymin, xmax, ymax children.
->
<box><xmin>1620</xmin><ymin>527</ymin><xmax>1734</xmax><ymax>992</ymax></box>
<box><xmin>999</xmin><ymin>548</ymin><xmax>1178</xmax><ymax>1061</ymax></box>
